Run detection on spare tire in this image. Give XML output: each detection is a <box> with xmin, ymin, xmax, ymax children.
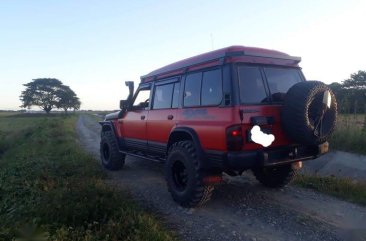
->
<box><xmin>281</xmin><ymin>81</ymin><xmax>337</xmax><ymax>145</ymax></box>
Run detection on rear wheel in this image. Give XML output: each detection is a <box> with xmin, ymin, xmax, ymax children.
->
<box><xmin>165</xmin><ymin>141</ymin><xmax>214</xmax><ymax>207</ymax></box>
<box><xmin>100</xmin><ymin>130</ymin><xmax>125</xmax><ymax>170</ymax></box>
<box><xmin>252</xmin><ymin>163</ymin><xmax>298</xmax><ymax>188</ymax></box>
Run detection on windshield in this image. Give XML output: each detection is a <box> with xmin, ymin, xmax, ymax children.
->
<box><xmin>238</xmin><ymin>65</ymin><xmax>303</xmax><ymax>104</ymax></box>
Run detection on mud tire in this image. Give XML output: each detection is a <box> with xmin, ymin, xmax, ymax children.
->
<box><xmin>252</xmin><ymin>163</ymin><xmax>297</xmax><ymax>188</ymax></box>
<box><xmin>100</xmin><ymin>130</ymin><xmax>125</xmax><ymax>170</ymax></box>
<box><xmin>165</xmin><ymin>141</ymin><xmax>214</xmax><ymax>207</ymax></box>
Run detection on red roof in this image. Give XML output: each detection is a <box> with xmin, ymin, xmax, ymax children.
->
<box><xmin>141</xmin><ymin>46</ymin><xmax>301</xmax><ymax>82</ymax></box>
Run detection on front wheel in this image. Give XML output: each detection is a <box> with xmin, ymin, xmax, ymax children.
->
<box><xmin>165</xmin><ymin>141</ymin><xmax>214</xmax><ymax>207</ymax></box>
<box><xmin>100</xmin><ymin>130</ymin><xmax>125</xmax><ymax>170</ymax></box>
<box><xmin>252</xmin><ymin>163</ymin><xmax>298</xmax><ymax>188</ymax></box>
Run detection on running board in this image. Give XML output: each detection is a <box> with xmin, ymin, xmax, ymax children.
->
<box><xmin>120</xmin><ymin>150</ymin><xmax>165</xmax><ymax>162</ymax></box>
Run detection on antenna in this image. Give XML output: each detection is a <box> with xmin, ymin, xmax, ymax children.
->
<box><xmin>210</xmin><ymin>33</ymin><xmax>214</xmax><ymax>50</ymax></box>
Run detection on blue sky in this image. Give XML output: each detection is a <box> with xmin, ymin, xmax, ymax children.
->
<box><xmin>0</xmin><ymin>0</ymin><xmax>365</xmax><ymax>110</ymax></box>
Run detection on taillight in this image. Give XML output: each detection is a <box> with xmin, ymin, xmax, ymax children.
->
<box><xmin>226</xmin><ymin>125</ymin><xmax>243</xmax><ymax>151</ymax></box>
<box><xmin>231</xmin><ymin>129</ymin><xmax>241</xmax><ymax>137</ymax></box>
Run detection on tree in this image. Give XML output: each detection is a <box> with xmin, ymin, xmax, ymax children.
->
<box><xmin>343</xmin><ymin>71</ymin><xmax>366</xmax><ymax>114</ymax></box>
<box><xmin>20</xmin><ymin>78</ymin><xmax>81</xmax><ymax>114</ymax></box>
<box><xmin>56</xmin><ymin>85</ymin><xmax>81</xmax><ymax>113</ymax></box>
<box><xmin>343</xmin><ymin>70</ymin><xmax>366</xmax><ymax>90</ymax></box>
<box><xmin>328</xmin><ymin>71</ymin><xmax>366</xmax><ymax>114</ymax></box>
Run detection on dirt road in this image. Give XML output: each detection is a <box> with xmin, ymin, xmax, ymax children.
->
<box><xmin>77</xmin><ymin>114</ymin><xmax>366</xmax><ymax>241</ymax></box>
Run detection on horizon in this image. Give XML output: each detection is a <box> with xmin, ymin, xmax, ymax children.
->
<box><xmin>1</xmin><ymin>1</ymin><xmax>365</xmax><ymax>111</ymax></box>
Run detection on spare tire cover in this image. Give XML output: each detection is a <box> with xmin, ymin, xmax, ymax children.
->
<box><xmin>281</xmin><ymin>81</ymin><xmax>338</xmax><ymax>145</ymax></box>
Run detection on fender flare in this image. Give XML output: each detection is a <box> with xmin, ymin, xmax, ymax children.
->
<box><xmin>99</xmin><ymin>121</ymin><xmax>124</xmax><ymax>151</ymax></box>
<box><xmin>167</xmin><ymin>127</ymin><xmax>207</xmax><ymax>166</ymax></box>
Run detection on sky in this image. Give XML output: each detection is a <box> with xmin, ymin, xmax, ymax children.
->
<box><xmin>0</xmin><ymin>0</ymin><xmax>365</xmax><ymax>110</ymax></box>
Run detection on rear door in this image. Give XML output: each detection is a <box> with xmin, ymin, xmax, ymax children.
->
<box><xmin>236</xmin><ymin>65</ymin><xmax>303</xmax><ymax>150</ymax></box>
<box><xmin>146</xmin><ymin>78</ymin><xmax>180</xmax><ymax>154</ymax></box>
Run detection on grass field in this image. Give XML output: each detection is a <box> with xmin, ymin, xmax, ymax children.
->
<box><xmin>294</xmin><ymin>114</ymin><xmax>366</xmax><ymax>206</ymax></box>
<box><xmin>294</xmin><ymin>175</ymin><xmax>366</xmax><ymax>207</ymax></box>
<box><xmin>329</xmin><ymin>114</ymin><xmax>366</xmax><ymax>154</ymax></box>
<box><xmin>0</xmin><ymin>113</ymin><xmax>175</xmax><ymax>241</ymax></box>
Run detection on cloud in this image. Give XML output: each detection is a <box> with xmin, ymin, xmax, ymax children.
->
<box><xmin>250</xmin><ymin>125</ymin><xmax>275</xmax><ymax>147</ymax></box>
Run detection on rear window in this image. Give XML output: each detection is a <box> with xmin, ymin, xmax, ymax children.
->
<box><xmin>238</xmin><ymin>66</ymin><xmax>268</xmax><ymax>104</ymax></box>
<box><xmin>264</xmin><ymin>68</ymin><xmax>302</xmax><ymax>102</ymax></box>
<box><xmin>184</xmin><ymin>69</ymin><xmax>223</xmax><ymax>107</ymax></box>
<box><xmin>201</xmin><ymin>69</ymin><xmax>222</xmax><ymax>106</ymax></box>
<box><xmin>184</xmin><ymin>72</ymin><xmax>202</xmax><ymax>107</ymax></box>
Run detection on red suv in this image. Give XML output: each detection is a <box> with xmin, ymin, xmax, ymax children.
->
<box><xmin>100</xmin><ymin>46</ymin><xmax>337</xmax><ymax>207</ymax></box>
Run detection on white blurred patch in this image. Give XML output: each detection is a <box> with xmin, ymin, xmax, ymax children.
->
<box><xmin>323</xmin><ymin>90</ymin><xmax>331</xmax><ymax>108</ymax></box>
<box><xmin>250</xmin><ymin>125</ymin><xmax>275</xmax><ymax>147</ymax></box>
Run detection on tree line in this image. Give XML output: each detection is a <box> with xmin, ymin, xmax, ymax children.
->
<box><xmin>328</xmin><ymin>70</ymin><xmax>366</xmax><ymax>114</ymax></box>
<box><xmin>20</xmin><ymin>78</ymin><xmax>81</xmax><ymax>114</ymax></box>
<box><xmin>18</xmin><ymin>71</ymin><xmax>365</xmax><ymax>114</ymax></box>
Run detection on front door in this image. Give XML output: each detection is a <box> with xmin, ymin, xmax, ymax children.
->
<box><xmin>147</xmin><ymin>79</ymin><xmax>180</xmax><ymax>155</ymax></box>
<box><xmin>120</xmin><ymin>84</ymin><xmax>151</xmax><ymax>151</ymax></box>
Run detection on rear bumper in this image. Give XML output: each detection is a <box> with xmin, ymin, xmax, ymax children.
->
<box><xmin>205</xmin><ymin>142</ymin><xmax>329</xmax><ymax>170</ymax></box>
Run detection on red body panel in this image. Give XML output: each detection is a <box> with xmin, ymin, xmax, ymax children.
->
<box><xmin>176</xmin><ymin>107</ymin><xmax>234</xmax><ymax>151</ymax></box>
<box><xmin>233</xmin><ymin>106</ymin><xmax>291</xmax><ymax>151</ymax></box>
<box><xmin>147</xmin><ymin>109</ymin><xmax>177</xmax><ymax>143</ymax></box>
<box><xmin>119</xmin><ymin>110</ymin><xmax>148</xmax><ymax>140</ymax></box>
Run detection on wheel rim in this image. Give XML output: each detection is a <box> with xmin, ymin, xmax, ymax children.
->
<box><xmin>308</xmin><ymin>91</ymin><xmax>334</xmax><ymax>139</ymax></box>
<box><xmin>102</xmin><ymin>143</ymin><xmax>110</xmax><ymax>162</ymax></box>
<box><xmin>172</xmin><ymin>160</ymin><xmax>188</xmax><ymax>191</ymax></box>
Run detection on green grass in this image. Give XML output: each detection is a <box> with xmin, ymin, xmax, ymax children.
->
<box><xmin>329</xmin><ymin>114</ymin><xmax>366</xmax><ymax>154</ymax></box>
<box><xmin>0</xmin><ymin>114</ymin><xmax>176</xmax><ymax>241</ymax></box>
<box><xmin>294</xmin><ymin>174</ymin><xmax>366</xmax><ymax>206</ymax></box>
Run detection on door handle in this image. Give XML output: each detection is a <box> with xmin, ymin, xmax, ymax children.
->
<box><xmin>141</xmin><ymin>115</ymin><xmax>146</xmax><ymax>120</ymax></box>
<box><xmin>167</xmin><ymin>115</ymin><xmax>174</xmax><ymax>120</ymax></box>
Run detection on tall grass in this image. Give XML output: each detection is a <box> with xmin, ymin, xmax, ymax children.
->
<box><xmin>0</xmin><ymin>114</ymin><xmax>176</xmax><ymax>241</ymax></box>
<box><xmin>329</xmin><ymin>114</ymin><xmax>366</xmax><ymax>154</ymax></box>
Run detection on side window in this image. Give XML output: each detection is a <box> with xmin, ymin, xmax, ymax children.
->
<box><xmin>153</xmin><ymin>83</ymin><xmax>174</xmax><ymax>109</ymax></box>
<box><xmin>133</xmin><ymin>86</ymin><xmax>151</xmax><ymax>109</ymax></box>
<box><xmin>201</xmin><ymin>69</ymin><xmax>222</xmax><ymax>106</ymax></box>
<box><xmin>184</xmin><ymin>72</ymin><xmax>202</xmax><ymax>107</ymax></box>
<box><xmin>172</xmin><ymin>82</ymin><xmax>180</xmax><ymax>108</ymax></box>
<box><xmin>238</xmin><ymin>66</ymin><xmax>268</xmax><ymax>104</ymax></box>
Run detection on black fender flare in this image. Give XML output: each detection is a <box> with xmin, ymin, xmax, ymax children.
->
<box><xmin>167</xmin><ymin>127</ymin><xmax>207</xmax><ymax>168</ymax></box>
<box><xmin>99</xmin><ymin>121</ymin><xmax>124</xmax><ymax>151</ymax></box>
<box><xmin>99</xmin><ymin>121</ymin><xmax>117</xmax><ymax>134</ymax></box>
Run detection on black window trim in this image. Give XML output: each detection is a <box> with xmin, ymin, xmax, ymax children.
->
<box><xmin>155</xmin><ymin>77</ymin><xmax>180</xmax><ymax>86</ymax></box>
